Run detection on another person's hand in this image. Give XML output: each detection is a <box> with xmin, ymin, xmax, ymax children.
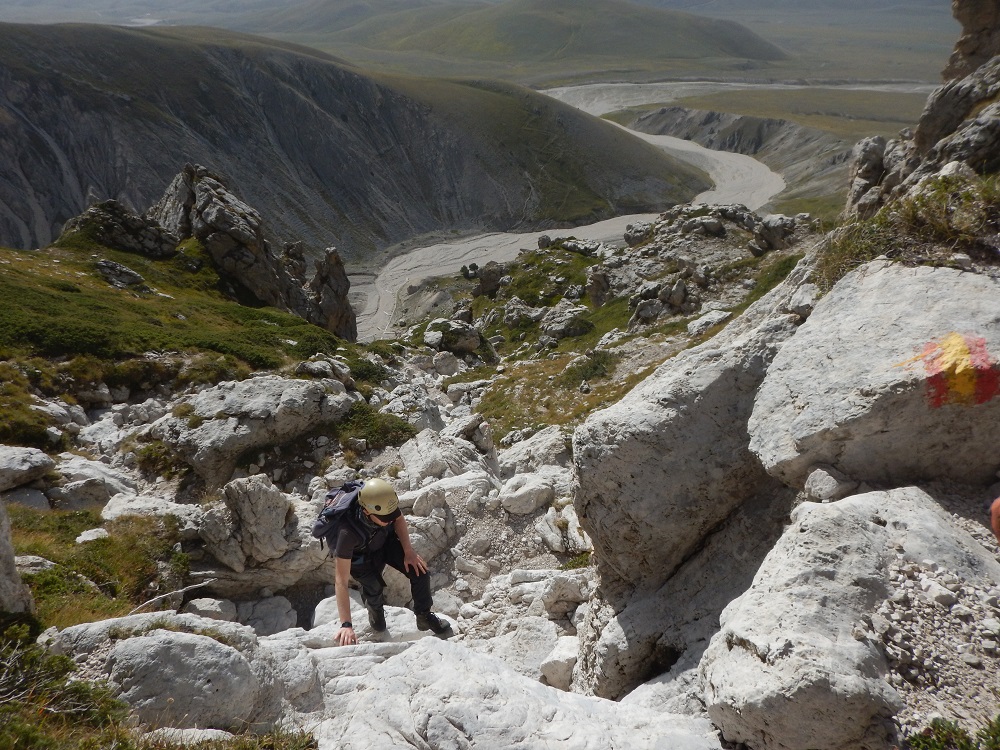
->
<box><xmin>404</xmin><ymin>549</ymin><xmax>428</xmax><ymax>576</ymax></box>
<box><xmin>336</xmin><ymin>623</ymin><xmax>356</xmax><ymax>646</ymax></box>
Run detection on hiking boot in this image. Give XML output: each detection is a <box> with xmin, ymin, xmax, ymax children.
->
<box><xmin>416</xmin><ymin>612</ymin><xmax>452</xmax><ymax>635</ymax></box>
<box><xmin>366</xmin><ymin>602</ymin><xmax>386</xmax><ymax>632</ymax></box>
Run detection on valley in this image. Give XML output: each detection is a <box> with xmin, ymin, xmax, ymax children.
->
<box><xmin>7</xmin><ymin>2</ymin><xmax>1000</xmax><ymax>750</ymax></box>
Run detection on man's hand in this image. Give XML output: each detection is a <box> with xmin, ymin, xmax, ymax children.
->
<box><xmin>336</xmin><ymin>624</ymin><xmax>356</xmax><ymax>646</ymax></box>
<box><xmin>403</xmin><ymin>548</ymin><xmax>428</xmax><ymax>576</ymax></box>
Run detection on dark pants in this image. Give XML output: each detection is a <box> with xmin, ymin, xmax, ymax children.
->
<box><xmin>350</xmin><ymin>532</ymin><xmax>433</xmax><ymax>615</ymax></box>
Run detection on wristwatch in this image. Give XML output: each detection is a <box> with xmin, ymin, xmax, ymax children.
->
<box><xmin>341</xmin><ymin>621</ymin><xmax>353</xmax><ymax>628</ymax></box>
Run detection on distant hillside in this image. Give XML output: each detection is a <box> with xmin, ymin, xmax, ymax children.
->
<box><xmin>253</xmin><ymin>0</ymin><xmax>786</xmax><ymax>66</ymax></box>
<box><xmin>0</xmin><ymin>22</ymin><xmax>707</xmax><ymax>260</ymax></box>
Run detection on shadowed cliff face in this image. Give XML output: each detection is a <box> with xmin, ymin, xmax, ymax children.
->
<box><xmin>0</xmin><ymin>23</ymin><xmax>707</xmax><ymax>261</ymax></box>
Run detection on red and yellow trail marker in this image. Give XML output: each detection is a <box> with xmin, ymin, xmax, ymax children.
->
<box><xmin>919</xmin><ymin>332</ymin><xmax>1000</xmax><ymax>408</ymax></box>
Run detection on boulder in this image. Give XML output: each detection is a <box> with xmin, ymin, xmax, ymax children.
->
<box><xmin>312</xmin><ymin>637</ymin><xmax>721</xmax><ymax>750</ymax></box>
<box><xmin>106</xmin><ymin>629</ymin><xmax>261</xmax><ymax>730</ymax></box>
<box><xmin>237</xmin><ymin>595</ymin><xmax>297</xmax><ymax>636</ymax></box>
<box><xmin>147</xmin><ymin>375</ymin><xmax>361</xmax><ymax>487</ymax></box>
<box><xmin>497</xmin><ymin>424</ymin><xmax>572</xmax><ymax>479</ymax></box>
<box><xmin>541</xmin><ymin>299</ymin><xmax>593</xmax><ymax>339</ymax></box>
<box><xmin>182</xmin><ymin>598</ymin><xmax>238</xmax><ymax>622</ymax></box>
<box><xmin>0</xmin><ymin>446</ymin><xmax>55</xmax><ymax>493</ymax></box>
<box><xmin>398</xmin><ymin>429</ymin><xmax>489</xmax><ymax>490</ymax></box>
<box><xmin>423</xmin><ymin>318</ymin><xmax>481</xmax><ymax>354</ymax></box>
<box><xmin>499</xmin><ymin>469</ymin><xmax>570</xmax><ymax>515</ymax></box>
<box><xmin>702</xmin><ymin>487</ymin><xmax>1000</xmax><ymax>750</ymax></box>
<box><xmin>541</xmin><ymin>636</ymin><xmax>580</xmax><ymax>691</ymax></box>
<box><xmin>749</xmin><ymin>261</ymin><xmax>1000</xmax><ymax>487</ymax></box>
<box><xmin>0</xmin><ymin>501</ymin><xmax>34</xmax><ymax>614</ymax></box>
<box><xmin>102</xmin><ymin>493</ymin><xmax>204</xmax><ymax>539</ymax></box>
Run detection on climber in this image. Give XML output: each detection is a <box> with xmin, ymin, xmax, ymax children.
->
<box><xmin>333</xmin><ymin>478</ymin><xmax>452</xmax><ymax>646</ymax></box>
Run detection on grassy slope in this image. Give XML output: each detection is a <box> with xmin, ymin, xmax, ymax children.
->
<box><xmin>373</xmin><ymin>73</ymin><xmax>709</xmax><ymax>223</ymax></box>
<box><xmin>671</xmin><ymin>88</ymin><xmax>929</xmax><ymax>142</ymax></box>
<box><xmin>326</xmin><ymin>0</ymin><xmax>786</xmax><ymax>62</ymax></box>
<box><xmin>248</xmin><ymin>0</ymin><xmax>789</xmax><ymax>84</ymax></box>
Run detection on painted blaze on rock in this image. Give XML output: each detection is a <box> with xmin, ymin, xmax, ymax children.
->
<box><xmin>916</xmin><ymin>332</ymin><xmax>1000</xmax><ymax>407</ymax></box>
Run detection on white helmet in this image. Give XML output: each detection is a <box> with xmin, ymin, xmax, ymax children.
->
<box><xmin>359</xmin><ymin>478</ymin><xmax>400</xmax><ymax>520</ymax></box>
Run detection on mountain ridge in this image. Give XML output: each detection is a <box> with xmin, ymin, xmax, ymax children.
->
<box><xmin>0</xmin><ymin>21</ymin><xmax>707</xmax><ymax>259</ymax></box>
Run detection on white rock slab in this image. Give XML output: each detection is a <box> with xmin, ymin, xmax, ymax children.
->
<box><xmin>750</xmin><ymin>261</ymin><xmax>1000</xmax><ymax>486</ymax></box>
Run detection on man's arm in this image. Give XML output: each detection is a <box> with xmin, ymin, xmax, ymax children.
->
<box><xmin>334</xmin><ymin>556</ymin><xmax>356</xmax><ymax>646</ymax></box>
<box><xmin>394</xmin><ymin>515</ymin><xmax>428</xmax><ymax>576</ymax></box>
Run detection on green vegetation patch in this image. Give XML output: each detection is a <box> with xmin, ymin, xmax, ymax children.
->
<box><xmin>905</xmin><ymin>715</ymin><xmax>1000</xmax><ymax>750</ymax></box>
<box><xmin>331</xmin><ymin>402</ymin><xmax>417</xmax><ymax>451</ymax></box>
<box><xmin>9</xmin><ymin>507</ymin><xmax>186</xmax><ymax>629</ymax></box>
<box><xmin>0</xmin><ymin>241</ymin><xmax>344</xmax><ymax>370</ymax></box>
<box><xmin>815</xmin><ymin>174</ymin><xmax>1000</xmax><ymax>291</ymax></box>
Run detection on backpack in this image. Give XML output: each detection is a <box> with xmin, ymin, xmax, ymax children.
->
<box><xmin>311</xmin><ymin>480</ymin><xmax>364</xmax><ymax>549</ymax></box>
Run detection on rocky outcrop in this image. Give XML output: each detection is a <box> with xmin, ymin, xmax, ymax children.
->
<box><xmin>749</xmin><ymin>261</ymin><xmax>1000</xmax><ymax>487</ymax></box>
<box><xmin>944</xmin><ymin>0</ymin><xmax>1000</xmax><ymax>80</ymax></box>
<box><xmin>61</xmin><ymin>200</ymin><xmax>178</xmax><ymax>258</ymax></box>
<box><xmin>571</xmin><ymin>255</ymin><xmax>811</xmax><ymax>698</ymax></box>
<box><xmin>702</xmin><ymin>487</ymin><xmax>1000</xmax><ymax>750</ymax></box>
<box><xmin>146</xmin><ymin>375</ymin><xmax>362</xmax><ymax>487</ymax></box>
<box><xmin>0</xmin><ymin>500</ymin><xmax>34</xmax><ymax>614</ymax></box>
<box><xmin>148</xmin><ymin>165</ymin><xmax>357</xmax><ymax>340</ymax></box>
<box><xmin>846</xmin><ymin>0</ymin><xmax>1000</xmax><ymax>216</ymax></box>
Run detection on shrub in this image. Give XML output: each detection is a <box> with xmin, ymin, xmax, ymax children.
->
<box><xmin>334</xmin><ymin>402</ymin><xmax>417</xmax><ymax>450</ymax></box>
<box><xmin>906</xmin><ymin>718</ymin><xmax>977</xmax><ymax>750</ymax></box>
<box><xmin>557</xmin><ymin>351</ymin><xmax>619</xmax><ymax>387</ymax></box>
<box><xmin>135</xmin><ymin>440</ymin><xmax>184</xmax><ymax>478</ymax></box>
<box><xmin>560</xmin><ymin>552</ymin><xmax>592</xmax><ymax>570</ymax></box>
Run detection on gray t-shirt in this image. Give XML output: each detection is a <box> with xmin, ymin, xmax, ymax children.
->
<box><xmin>333</xmin><ymin>514</ymin><xmax>390</xmax><ymax>560</ymax></box>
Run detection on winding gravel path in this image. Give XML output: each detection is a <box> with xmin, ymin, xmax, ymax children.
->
<box><xmin>352</xmin><ymin>86</ymin><xmax>788</xmax><ymax>341</ymax></box>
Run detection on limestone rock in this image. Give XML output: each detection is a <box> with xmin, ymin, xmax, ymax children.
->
<box><xmin>541</xmin><ymin>299</ymin><xmax>594</xmax><ymax>339</ymax></box>
<box><xmin>499</xmin><ymin>469</ymin><xmax>569</xmax><ymax>515</ymax></box>
<box><xmin>541</xmin><ymin>636</ymin><xmax>580</xmax><ymax>691</ymax></box>
<box><xmin>573</xmin><ymin>271</ymin><xmax>803</xmax><ymax>599</ymax></box>
<box><xmin>148</xmin><ymin>165</ymin><xmax>356</xmax><ymax>340</ymax></box>
<box><xmin>398</xmin><ymin>429</ymin><xmax>488</xmax><ymax>490</ymax></box>
<box><xmin>102</xmin><ymin>493</ymin><xmax>204</xmax><ymax>540</ymax></box>
<box><xmin>0</xmin><ymin>446</ymin><xmax>55</xmax><ymax>492</ymax></box>
<box><xmin>749</xmin><ymin>261</ymin><xmax>1000</xmax><ymax>487</ymax></box>
<box><xmin>803</xmin><ymin>465</ymin><xmax>859</xmax><ymax>503</ymax></box>
<box><xmin>147</xmin><ymin>375</ymin><xmax>361</xmax><ymax>487</ymax></box>
<box><xmin>701</xmin><ymin>487</ymin><xmax>1000</xmax><ymax>750</ymax></box>
<box><xmin>0</xmin><ymin>501</ymin><xmax>34</xmax><ymax>614</ymax></box>
<box><xmin>944</xmin><ymin>0</ymin><xmax>1000</xmax><ymax>81</ymax></box>
<box><xmin>183</xmin><ymin>598</ymin><xmax>238</xmax><ymax>622</ymax></box>
<box><xmin>423</xmin><ymin>318</ymin><xmax>480</xmax><ymax>354</ymax></box>
<box><xmin>106</xmin><ymin>629</ymin><xmax>261</xmax><ymax>730</ymax></box>
<box><xmin>237</xmin><ymin>595</ymin><xmax>297</xmax><ymax>636</ymax></box>
<box><xmin>59</xmin><ymin>199</ymin><xmax>178</xmax><ymax>259</ymax></box>
<box><xmin>313</xmin><ymin>637</ymin><xmax>721</xmax><ymax>750</ymax></box>
<box><xmin>497</xmin><ymin>424</ymin><xmax>571</xmax><ymax>479</ymax></box>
